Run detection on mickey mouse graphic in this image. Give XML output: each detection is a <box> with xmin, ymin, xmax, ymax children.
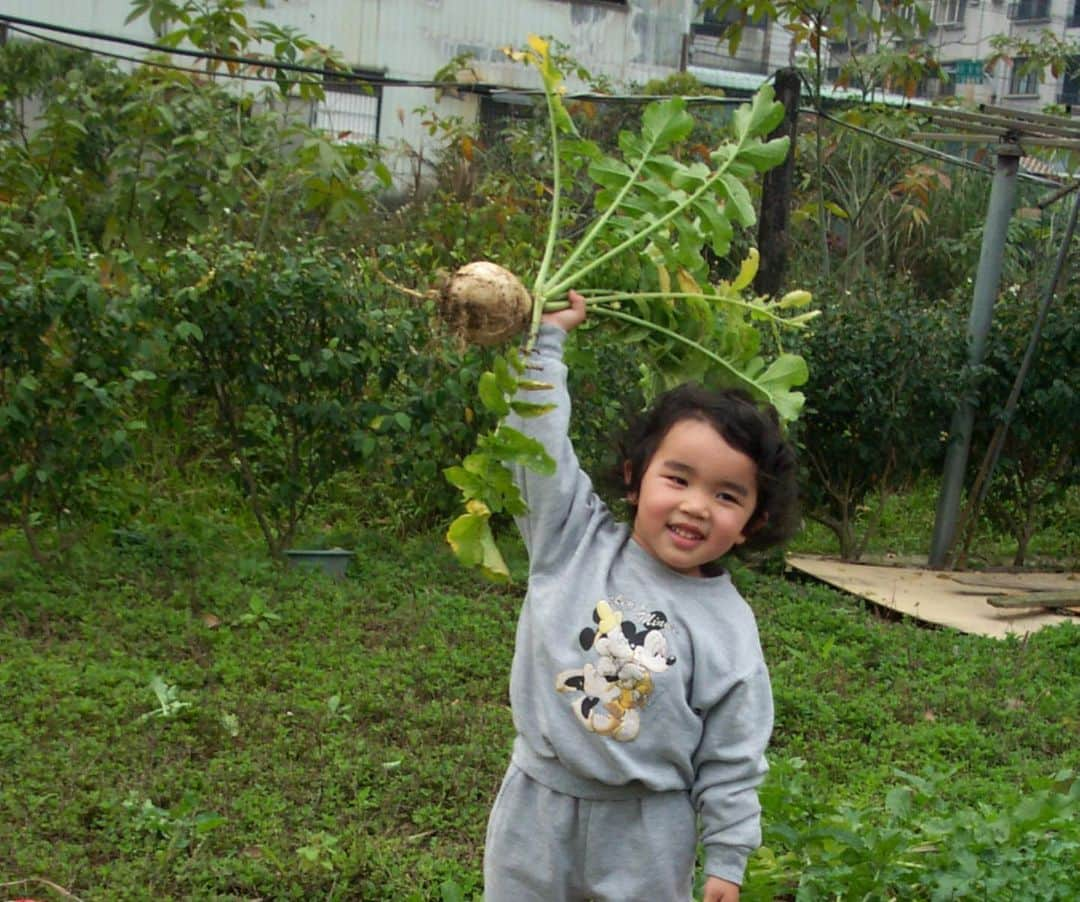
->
<box><xmin>556</xmin><ymin>600</ymin><xmax>676</xmax><ymax>742</ymax></box>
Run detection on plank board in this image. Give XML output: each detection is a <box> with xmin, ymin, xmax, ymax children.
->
<box><xmin>786</xmin><ymin>556</ymin><xmax>1078</xmax><ymax>639</ymax></box>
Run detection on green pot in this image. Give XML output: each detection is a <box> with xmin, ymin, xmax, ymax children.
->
<box><xmin>284</xmin><ymin>548</ymin><xmax>354</xmax><ymax>579</ymax></box>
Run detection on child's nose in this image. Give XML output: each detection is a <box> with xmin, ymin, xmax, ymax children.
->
<box><xmin>680</xmin><ymin>490</ymin><xmax>710</xmax><ymax>517</ymax></box>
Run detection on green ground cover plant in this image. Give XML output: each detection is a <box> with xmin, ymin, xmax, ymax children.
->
<box><xmin>1</xmin><ymin>471</ymin><xmax>1077</xmax><ymax>900</ymax></box>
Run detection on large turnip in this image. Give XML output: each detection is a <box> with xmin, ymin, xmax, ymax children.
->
<box><xmin>435</xmin><ymin>261</ymin><xmax>532</xmax><ymax>347</ymax></box>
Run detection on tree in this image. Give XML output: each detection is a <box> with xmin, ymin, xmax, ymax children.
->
<box><xmin>986</xmin><ymin>29</ymin><xmax>1080</xmax><ymax>108</ymax></box>
<box><xmin>0</xmin><ymin>2</ymin><xmax>393</xmax><ymax>559</ymax></box>
<box><xmin>126</xmin><ymin>0</ymin><xmax>344</xmax><ymax>101</ymax></box>
<box><xmin>701</xmin><ymin>0</ymin><xmax>937</xmax><ymax>275</ymax></box>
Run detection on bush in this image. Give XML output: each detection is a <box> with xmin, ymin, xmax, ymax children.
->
<box><xmin>144</xmin><ymin>235</ymin><xmax>411</xmax><ymax>557</ymax></box>
<box><xmin>747</xmin><ymin>759</ymin><xmax>1080</xmax><ymax>900</ymax></box>
<box><xmin>0</xmin><ymin>223</ymin><xmax>152</xmax><ymax>560</ymax></box>
<box><xmin>791</xmin><ymin>276</ymin><xmax>965</xmax><ymax>559</ymax></box>
<box><xmin>965</xmin><ymin>286</ymin><xmax>1080</xmax><ymax>566</ymax></box>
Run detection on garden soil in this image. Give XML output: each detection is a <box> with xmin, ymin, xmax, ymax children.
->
<box><xmin>786</xmin><ymin>555</ymin><xmax>1078</xmax><ymax>639</ymax></box>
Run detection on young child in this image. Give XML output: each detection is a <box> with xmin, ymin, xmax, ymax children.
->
<box><xmin>483</xmin><ymin>291</ymin><xmax>799</xmax><ymax>902</ymax></box>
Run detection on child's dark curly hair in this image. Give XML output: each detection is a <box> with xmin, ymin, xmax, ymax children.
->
<box><xmin>616</xmin><ymin>384</ymin><xmax>800</xmax><ymax>553</ymax></box>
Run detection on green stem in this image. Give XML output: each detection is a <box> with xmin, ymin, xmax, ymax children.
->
<box><xmin>527</xmin><ymin>85</ymin><xmax>565</xmax><ymax>352</ymax></box>
<box><xmin>586</xmin><ymin>305</ymin><xmax>763</xmax><ymax>396</ymax></box>
<box><xmin>540</xmin><ymin>145</ymin><xmax>747</xmax><ymax>302</ymax></box>
<box><xmin>543</xmin><ymin>133</ymin><xmax>664</xmax><ymax>297</ymax></box>
<box><xmin>549</xmin><ymin>291</ymin><xmax>809</xmax><ymax>330</ymax></box>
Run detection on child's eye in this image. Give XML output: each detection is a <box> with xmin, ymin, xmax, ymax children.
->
<box><xmin>716</xmin><ymin>491</ymin><xmax>739</xmax><ymax>504</ymax></box>
<box><xmin>664</xmin><ymin>474</ymin><xmax>687</xmax><ymax>486</ymax></box>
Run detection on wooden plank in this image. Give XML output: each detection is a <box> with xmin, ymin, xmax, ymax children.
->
<box><xmin>986</xmin><ymin>591</ymin><xmax>1080</xmax><ymax>609</ymax></box>
<box><xmin>949</xmin><ymin>572</ymin><xmax>1079</xmax><ymax>592</ymax></box>
<box><xmin>785</xmin><ymin>555</ymin><xmax>1074</xmax><ymax>639</ymax></box>
<box><xmin>950</xmin><ymin>575</ymin><xmax>1042</xmax><ymax>591</ymax></box>
<box><xmin>911</xmin><ymin>131</ymin><xmax>1003</xmax><ymax>144</ymax></box>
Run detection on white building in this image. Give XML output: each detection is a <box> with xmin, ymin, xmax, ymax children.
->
<box><xmin>829</xmin><ymin>0</ymin><xmax>1080</xmax><ymax>109</ymax></box>
<box><xmin>0</xmin><ymin>0</ymin><xmax>795</xmax><ymax>178</ymax></box>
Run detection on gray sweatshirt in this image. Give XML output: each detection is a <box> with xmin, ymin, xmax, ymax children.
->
<box><xmin>505</xmin><ymin>325</ymin><xmax>774</xmax><ymax>886</ymax></box>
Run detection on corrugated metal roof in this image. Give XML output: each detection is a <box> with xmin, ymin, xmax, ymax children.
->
<box><xmin>686</xmin><ymin>65</ymin><xmax>929</xmax><ymax>107</ymax></box>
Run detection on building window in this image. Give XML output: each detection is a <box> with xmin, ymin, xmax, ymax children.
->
<box><xmin>897</xmin><ymin>2</ymin><xmax>923</xmax><ymax>26</ymax></box>
<box><xmin>314</xmin><ymin>71</ymin><xmax>382</xmax><ymax>144</ymax></box>
<box><xmin>1060</xmin><ymin>57</ymin><xmax>1080</xmax><ymax>105</ymax></box>
<box><xmin>479</xmin><ymin>93</ymin><xmax>536</xmax><ymax>143</ymax></box>
<box><xmin>1007</xmin><ymin>0</ymin><xmax>1051</xmax><ymax>21</ymax></box>
<box><xmin>933</xmin><ymin>0</ymin><xmax>964</xmax><ymax>26</ymax></box>
<box><xmin>693</xmin><ymin>4</ymin><xmax>767</xmax><ymax>37</ymax></box>
<box><xmin>936</xmin><ymin>62</ymin><xmax>957</xmax><ymax>97</ymax></box>
<box><xmin>549</xmin><ymin>0</ymin><xmax>628</xmax><ymax>7</ymax></box>
<box><xmin>1008</xmin><ymin>59</ymin><xmax>1040</xmax><ymax>96</ymax></box>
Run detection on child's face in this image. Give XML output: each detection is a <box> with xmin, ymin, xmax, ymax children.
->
<box><xmin>628</xmin><ymin>418</ymin><xmax>758</xmax><ymax>577</ymax></box>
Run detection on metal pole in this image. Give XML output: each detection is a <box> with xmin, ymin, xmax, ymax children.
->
<box><xmin>928</xmin><ymin>142</ymin><xmax>1022</xmax><ymax>568</ymax></box>
<box><xmin>955</xmin><ymin>188</ymin><xmax>1080</xmax><ymax>566</ymax></box>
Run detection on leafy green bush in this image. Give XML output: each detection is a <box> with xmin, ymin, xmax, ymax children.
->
<box><xmin>0</xmin><ymin>223</ymin><xmax>152</xmax><ymax>560</ymax></box>
<box><xmin>144</xmin><ymin>235</ymin><xmax>410</xmax><ymax>556</ymax></box>
<box><xmin>747</xmin><ymin>759</ymin><xmax>1080</xmax><ymax>900</ymax></box>
<box><xmin>791</xmin><ymin>276</ymin><xmax>965</xmax><ymax>559</ymax></box>
<box><xmin>965</xmin><ymin>288</ymin><xmax>1079</xmax><ymax>566</ymax></box>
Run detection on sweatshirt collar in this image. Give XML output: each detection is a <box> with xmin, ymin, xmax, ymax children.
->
<box><xmin>622</xmin><ymin>529</ymin><xmax>733</xmax><ymax>588</ymax></box>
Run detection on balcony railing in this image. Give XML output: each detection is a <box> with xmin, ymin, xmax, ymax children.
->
<box><xmin>1007</xmin><ymin>0</ymin><xmax>1051</xmax><ymax>21</ymax></box>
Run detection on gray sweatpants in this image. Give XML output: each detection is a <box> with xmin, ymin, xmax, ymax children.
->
<box><xmin>483</xmin><ymin>763</ymin><xmax>697</xmax><ymax>902</ymax></box>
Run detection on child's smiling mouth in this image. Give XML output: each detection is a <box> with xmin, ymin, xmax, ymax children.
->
<box><xmin>668</xmin><ymin>523</ymin><xmax>705</xmax><ymax>546</ymax></box>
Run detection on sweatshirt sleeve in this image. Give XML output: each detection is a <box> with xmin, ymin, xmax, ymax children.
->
<box><xmin>505</xmin><ymin>324</ymin><xmax>602</xmax><ymax>574</ymax></box>
<box><xmin>692</xmin><ymin>661</ymin><xmax>774</xmax><ymax>886</ymax></box>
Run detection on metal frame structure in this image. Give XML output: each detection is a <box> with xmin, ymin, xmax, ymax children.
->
<box><xmin>911</xmin><ymin>106</ymin><xmax>1080</xmax><ymax>568</ymax></box>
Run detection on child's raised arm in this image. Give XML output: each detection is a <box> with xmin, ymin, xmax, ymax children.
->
<box><xmin>506</xmin><ymin>290</ymin><xmax>592</xmax><ymax>573</ymax></box>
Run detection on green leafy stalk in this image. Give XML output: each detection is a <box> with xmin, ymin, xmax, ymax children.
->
<box><xmin>585</xmin><ymin>305</ymin><xmax>808</xmax><ymax>422</ymax></box>
<box><xmin>542</xmin><ymin>139</ymin><xmax>749</xmax><ymax>303</ymax></box>
<box><xmin>528</xmin><ymin>44</ymin><xmax>567</xmax><ymax>346</ymax></box>
<box><xmin>443</xmin><ymin>36</ymin><xmax>815</xmax><ymax>579</ymax></box>
<box><xmin>537</xmin><ymin>110</ymin><xmax>685</xmax><ymax>301</ymax></box>
<box><xmin>549</xmin><ymin>290</ymin><xmax>818</xmax><ymax>330</ymax></box>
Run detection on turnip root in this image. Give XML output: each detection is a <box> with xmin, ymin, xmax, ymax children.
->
<box><xmin>435</xmin><ymin>261</ymin><xmax>533</xmax><ymax>347</ymax></box>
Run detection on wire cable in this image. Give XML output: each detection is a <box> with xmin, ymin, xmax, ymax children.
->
<box><xmin>0</xmin><ymin>11</ymin><xmax>745</xmax><ymax>104</ymax></box>
<box><xmin>810</xmin><ymin>107</ymin><xmax>1068</xmax><ymax>189</ymax></box>
<box><xmin>1</xmin><ymin>9</ymin><xmax>1075</xmax><ymax>197</ymax></box>
<box><xmin>3</xmin><ymin>22</ymin><xmax>334</xmax><ymax>91</ymax></box>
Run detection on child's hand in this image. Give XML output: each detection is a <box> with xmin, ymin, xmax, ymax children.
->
<box><xmin>541</xmin><ymin>289</ymin><xmax>586</xmax><ymax>333</ymax></box>
<box><xmin>703</xmin><ymin>876</ymin><xmax>740</xmax><ymax>902</ymax></box>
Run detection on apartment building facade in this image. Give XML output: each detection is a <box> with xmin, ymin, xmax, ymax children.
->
<box><xmin>830</xmin><ymin>0</ymin><xmax>1080</xmax><ymax>109</ymax></box>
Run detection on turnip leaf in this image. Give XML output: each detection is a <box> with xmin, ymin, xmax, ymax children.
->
<box><xmin>491</xmin><ymin>356</ymin><xmax>519</xmax><ymax>395</ymax></box>
<box><xmin>641</xmin><ymin>98</ymin><xmax>694</xmax><ymax>149</ymax></box>
<box><xmin>588</xmin><ymin>157</ymin><xmax>634</xmax><ymax>191</ymax></box>
<box><xmin>446</xmin><ymin>506</ymin><xmax>510</xmax><ymax>581</ymax></box>
<box><xmin>479</xmin><ymin>427</ymin><xmax>555</xmax><ymax>476</ymax></box>
<box><xmin>478</xmin><ymin>372</ymin><xmax>510</xmax><ymax>416</ymax></box>
<box><xmin>739</xmin><ymin>136</ymin><xmax>791</xmax><ymax>171</ymax></box>
<box><xmin>718</xmin><ymin>173</ymin><xmax>756</xmax><ymax>227</ymax></box>
<box><xmin>509</xmin><ymin>400</ymin><xmax>557</xmax><ymax>418</ymax></box>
